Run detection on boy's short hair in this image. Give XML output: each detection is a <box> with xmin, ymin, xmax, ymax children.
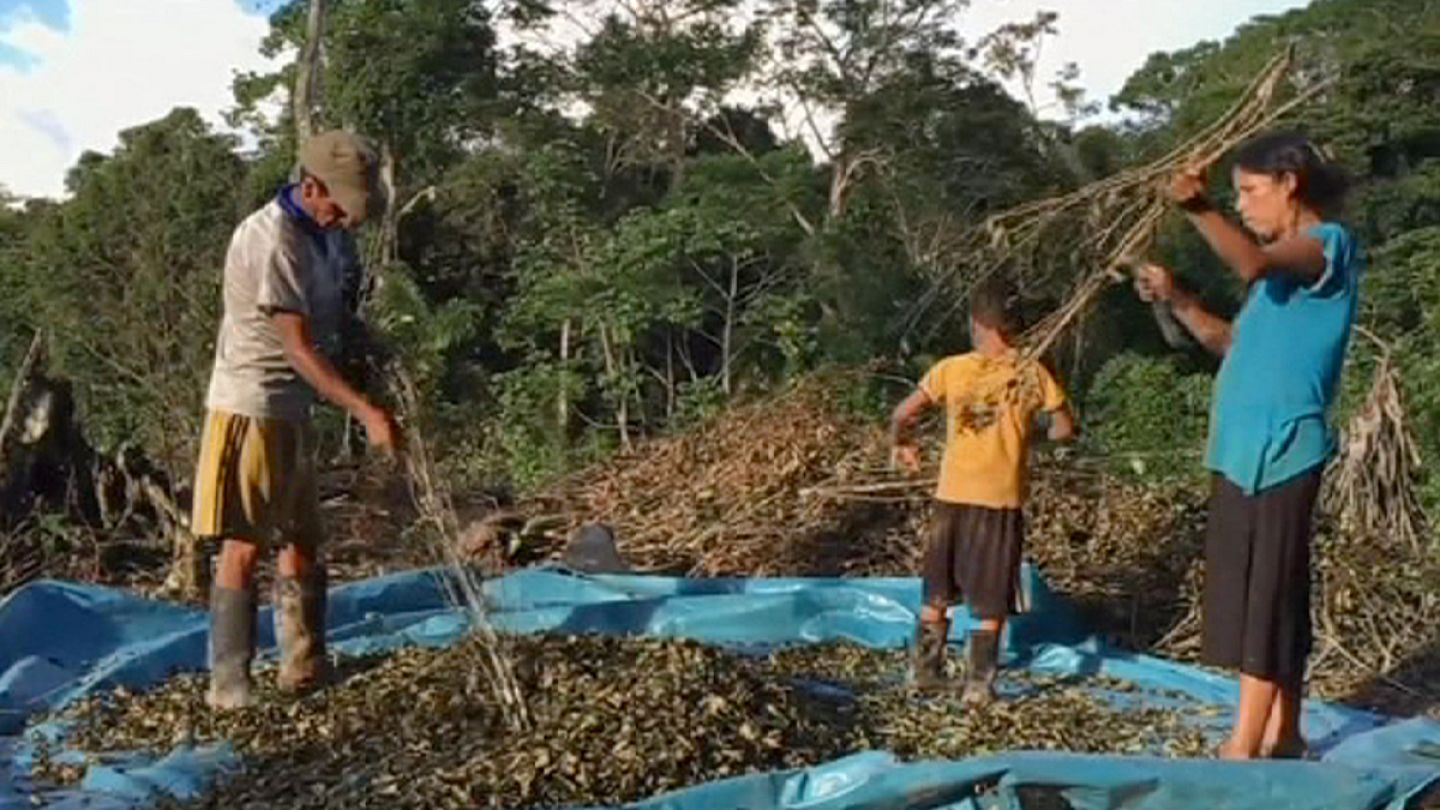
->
<box><xmin>969</xmin><ymin>278</ymin><xmax>1021</xmax><ymax>335</ymax></box>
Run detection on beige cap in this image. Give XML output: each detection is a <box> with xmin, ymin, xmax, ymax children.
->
<box><xmin>298</xmin><ymin>131</ymin><xmax>382</xmax><ymax>226</ymax></box>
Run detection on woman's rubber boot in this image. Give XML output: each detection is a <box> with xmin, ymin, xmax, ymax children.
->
<box><xmin>275</xmin><ymin>568</ymin><xmax>329</xmax><ymax>693</ymax></box>
<box><xmin>910</xmin><ymin>618</ymin><xmax>950</xmax><ymax>692</ymax></box>
<box><xmin>962</xmin><ymin>629</ymin><xmax>999</xmax><ymax>707</ymax></box>
<box><xmin>206</xmin><ymin>586</ymin><xmax>257</xmax><ymax>710</ymax></box>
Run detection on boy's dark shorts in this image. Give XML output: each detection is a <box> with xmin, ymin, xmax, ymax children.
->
<box><xmin>1202</xmin><ymin>469</ymin><xmax>1322</xmax><ymax>682</ymax></box>
<box><xmin>922</xmin><ymin>500</ymin><xmax>1024</xmax><ymax>620</ymax></box>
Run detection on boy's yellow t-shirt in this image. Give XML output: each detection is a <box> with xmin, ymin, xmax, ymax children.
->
<box><xmin>919</xmin><ymin>351</ymin><xmax>1068</xmax><ymax>509</ymax></box>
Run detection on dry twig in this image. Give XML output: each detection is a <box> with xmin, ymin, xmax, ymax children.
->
<box><xmin>386</xmin><ymin>365</ymin><xmax>530</xmax><ymax>730</ymax></box>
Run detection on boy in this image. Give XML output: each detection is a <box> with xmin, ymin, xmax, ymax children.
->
<box><xmin>891</xmin><ymin>279</ymin><xmax>1075</xmax><ymax>703</ymax></box>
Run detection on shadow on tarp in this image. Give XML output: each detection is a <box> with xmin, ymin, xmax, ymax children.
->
<box><xmin>1</xmin><ymin>565</ymin><xmax>1437</xmax><ymax>810</ymax></box>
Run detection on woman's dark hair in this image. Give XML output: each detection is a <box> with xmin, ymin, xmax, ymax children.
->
<box><xmin>1231</xmin><ymin>130</ymin><xmax>1349</xmax><ymax>213</ymax></box>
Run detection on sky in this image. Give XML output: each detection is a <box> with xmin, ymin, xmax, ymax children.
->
<box><xmin>0</xmin><ymin>0</ymin><xmax>1311</xmax><ymax>200</ymax></box>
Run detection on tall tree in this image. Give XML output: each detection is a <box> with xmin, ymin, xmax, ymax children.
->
<box><xmin>234</xmin><ymin>0</ymin><xmax>502</xmax><ymax>267</ymax></box>
<box><xmin>12</xmin><ymin>109</ymin><xmax>245</xmax><ymax>474</ymax></box>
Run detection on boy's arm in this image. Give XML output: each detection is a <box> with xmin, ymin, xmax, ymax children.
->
<box><xmin>1036</xmin><ymin>363</ymin><xmax>1077</xmax><ymax>443</ymax></box>
<box><xmin>1047</xmin><ymin>403</ymin><xmax>1076</xmax><ymax>442</ymax></box>
<box><xmin>890</xmin><ymin>388</ymin><xmax>933</xmax><ymax>473</ymax></box>
<box><xmin>272</xmin><ymin>311</ymin><xmax>401</xmax><ymax>455</ymax></box>
<box><xmin>891</xmin><ymin>388</ymin><xmax>932</xmax><ymax>446</ymax></box>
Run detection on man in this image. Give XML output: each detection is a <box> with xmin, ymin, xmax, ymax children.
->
<box><xmin>891</xmin><ymin>280</ymin><xmax>1075</xmax><ymax>703</ymax></box>
<box><xmin>193</xmin><ymin>131</ymin><xmax>400</xmax><ymax>709</ymax></box>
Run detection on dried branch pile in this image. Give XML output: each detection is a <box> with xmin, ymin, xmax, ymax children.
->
<box><xmin>524</xmin><ymin>372</ymin><xmax>920</xmax><ymax>577</ymax></box>
<box><xmin>1323</xmin><ymin>334</ymin><xmax>1428</xmax><ymax>553</ymax></box>
<box><xmin>522</xmin><ymin>374</ymin><xmax>1437</xmax><ymax>716</ymax></box>
<box><xmin>0</xmin><ymin>334</ymin><xmax>186</xmax><ymax>597</ymax></box>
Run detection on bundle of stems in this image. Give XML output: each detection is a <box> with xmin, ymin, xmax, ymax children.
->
<box><xmin>1323</xmin><ymin>329</ymin><xmax>1429</xmax><ymax>553</ymax></box>
<box><xmin>386</xmin><ymin>363</ymin><xmax>531</xmax><ymax>730</ymax></box>
<box><xmin>905</xmin><ymin>47</ymin><xmax>1332</xmax><ymax>357</ymax></box>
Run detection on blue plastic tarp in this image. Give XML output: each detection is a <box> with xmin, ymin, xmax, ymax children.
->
<box><xmin>2</xmin><ymin>565</ymin><xmax>1438</xmax><ymax>810</ymax></box>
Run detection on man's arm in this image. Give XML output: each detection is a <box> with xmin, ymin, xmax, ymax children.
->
<box><xmin>272</xmin><ymin>311</ymin><xmax>400</xmax><ymax>453</ymax></box>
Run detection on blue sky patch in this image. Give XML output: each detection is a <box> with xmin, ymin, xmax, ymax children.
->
<box><xmin>0</xmin><ymin>39</ymin><xmax>37</xmax><ymax>71</ymax></box>
<box><xmin>0</xmin><ymin>0</ymin><xmax>70</xmax><ymax>71</ymax></box>
<box><xmin>234</xmin><ymin>0</ymin><xmax>289</xmax><ymax>16</ymax></box>
<box><xmin>0</xmin><ymin>0</ymin><xmax>70</xmax><ymax>31</ymax></box>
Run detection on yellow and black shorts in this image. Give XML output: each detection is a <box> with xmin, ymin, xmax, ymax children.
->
<box><xmin>191</xmin><ymin>410</ymin><xmax>323</xmax><ymax>548</ymax></box>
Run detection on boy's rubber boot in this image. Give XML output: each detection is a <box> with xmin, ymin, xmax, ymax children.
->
<box><xmin>276</xmin><ymin>567</ymin><xmax>329</xmax><ymax>693</ymax></box>
<box><xmin>962</xmin><ymin>629</ymin><xmax>1000</xmax><ymax>707</ymax></box>
<box><xmin>206</xmin><ymin>586</ymin><xmax>258</xmax><ymax>710</ymax></box>
<box><xmin>910</xmin><ymin>618</ymin><xmax>950</xmax><ymax>692</ymax></box>
<box><xmin>1262</xmin><ymin>738</ymin><xmax>1310</xmax><ymax>759</ymax></box>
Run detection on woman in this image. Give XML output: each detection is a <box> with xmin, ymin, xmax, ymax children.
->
<box><xmin>1135</xmin><ymin>131</ymin><xmax>1358</xmax><ymax>760</ymax></box>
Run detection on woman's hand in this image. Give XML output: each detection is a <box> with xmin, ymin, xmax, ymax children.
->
<box><xmin>1169</xmin><ymin>166</ymin><xmax>1210</xmax><ymax>209</ymax></box>
<box><xmin>1134</xmin><ymin>263</ymin><xmax>1176</xmax><ymax>304</ymax></box>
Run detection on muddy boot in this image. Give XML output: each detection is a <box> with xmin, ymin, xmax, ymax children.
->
<box><xmin>206</xmin><ymin>586</ymin><xmax>257</xmax><ymax>710</ymax></box>
<box><xmin>961</xmin><ymin>629</ymin><xmax>999</xmax><ymax>707</ymax></box>
<box><xmin>275</xmin><ymin>568</ymin><xmax>329</xmax><ymax>693</ymax></box>
<box><xmin>910</xmin><ymin>619</ymin><xmax>950</xmax><ymax>692</ymax></box>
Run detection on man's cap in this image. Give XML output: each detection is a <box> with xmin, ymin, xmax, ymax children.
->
<box><xmin>298</xmin><ymin>131</ymin><xmax>383</xmax><ymax>226</ymax></box>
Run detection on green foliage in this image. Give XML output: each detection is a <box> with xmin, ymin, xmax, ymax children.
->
<box><xmin>7</xmin><ymin>0</ymin><xmax>1440</xmax><ymax>506</ymax></box>
<box><xmin>494</xmin><ymin>361</ymin><xmax>602</xmax><ymax>490</ymax></box>
<box><xmin>673</xmin><ymin>376</ymin><xmax>727</xmax><ymax>429</ymax></box>
<box><xmin>1355</xmin><ymin>225</ymin><xmax>1440</xmax><ymax>510</ymax></box>
<box><xmin>240</xmin><ymin>0</ymin><xmax>499</xmax><ymax>170</ymax></box>
<box><xmin>0</xmin><ymin>109</ymin><xmax>245</xmax><ymax>473</ymax></box>
<box><xmin>374</xmin><ymin>263</ymin><xmax>484</xmax><ymax>393</ymax></box>
<box><xmin>1082</xmin><ymin>353</ymin><xmax>1213</xmax><ymax>482</ymax></box>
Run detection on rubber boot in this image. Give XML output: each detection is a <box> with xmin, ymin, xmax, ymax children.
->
<box><xmin>206</xmin><ymin>586</ymin><xmax>257</xmax><ymax>710</ymax></box>
<box><xmin>910</xmin><ymin>618</ymin><xmax>950</xmax><ymax>692</ymax></box>
<box><xmin>275</xmin><ymin>567</ymin><xmax>329</xmax><ymax>693</ymax></box>
<box><xmin>962</xmin><ymin>629</ymin><xmax>999</xmax><ymax>707</ymax></box>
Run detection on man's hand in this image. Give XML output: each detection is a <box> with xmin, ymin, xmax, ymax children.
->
<box><xmin>892</xmin><ymin>443</ymin><xmax>922</xmax><ymax>474</ymax></box>
<box><xmin>1169</xmin><ymin>166</ymin><xmax>1209</xmax><ymax>207</ymax></box>
<box><xmin>1134</xmin><ymin>263</ymin><xmax>1176</xmax><ymax>304</ymax></box>
<box><xmin>361</xmin><ymin>406</ymin><xmax>403</xmax><ymax>458</ymax></box>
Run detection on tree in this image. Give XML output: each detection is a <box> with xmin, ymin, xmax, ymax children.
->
<box><xmin>565</xmin><ymin>0</ymin><xmax>763</xmax><ymax>193</ymax></box>
<box><xmin>233</xmin><ymin>0</ymin><xmax>502</xmax><ymax>270</ymax></box>
<box><xmin>12</xmin><ymin>109</ymin><xmax>246</xmax><ymax>476</ymax></box>
<box><xmin>1100</xmin><ymin>0</ymin><xmax>1440</xmax><ymax>513</ymax></box>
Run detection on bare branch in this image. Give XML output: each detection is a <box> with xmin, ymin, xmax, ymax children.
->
<box><xmin>632</xmin><ymin>89</ymin><xmax>819</xmax><ymax>237</ymax></box>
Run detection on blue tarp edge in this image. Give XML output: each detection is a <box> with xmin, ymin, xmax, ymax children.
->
<box><xmin>2</xmin><ymin>565</ymin><xmax>1437</xmax><ymax>810</ymax></box>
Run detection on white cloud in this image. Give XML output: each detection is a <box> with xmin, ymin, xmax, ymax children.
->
<box><xmin>0</xmin><ymin>0</ymin><xmax>1314</xmax><ymax>199</ymax></box>
<box><xmin>958</xmin><ymin>0</ymin><xmax>1311</xmax><ymax>120</ymax></box>
<box><xmin>16</xmin><ymin>107</ymin><xmax>72</xmax><ymax>154</ymax></box>
<box><xmin>0</xmin><ymin>0</ymin><xmax>277</xmax><ymax>199</ymax></box>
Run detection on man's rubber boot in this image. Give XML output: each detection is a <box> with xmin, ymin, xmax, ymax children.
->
<box><xmin>276</xmin><ymin>567</ymin><xmax>329</xmax><ymax>693</ymax></box>
<box><xmin>206</xmin><ymin>586</ymin><xmax>257</xmax><ymax>710</ymax></box>
<box><xmin>962</xmin><ymin>629</ymin><xmax>1000</xmax><ymax>707</ymax></box>
<box><xmin>910</xmin><ymin>619</ymin><xmax>950</xmax><ymax>692</ymax></box>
